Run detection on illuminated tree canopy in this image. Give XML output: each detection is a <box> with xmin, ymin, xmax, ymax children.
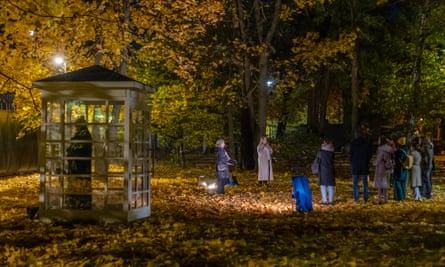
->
<box><xmin>0</xmin><ymin>0</ymin><xmax>444</xmax><ymax>161</ymax></box>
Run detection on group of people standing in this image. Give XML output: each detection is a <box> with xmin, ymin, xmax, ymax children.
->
<box><xmin>395</xmin><ymin>135</ymin><xmax>434</xmax><ymax>201</ymax></box>
<box><xmin>312</xmin><ymin>131</ymin><xmax>435</xmax><ymax>205</ymax></box>
<box><xmin>349</xmin><ymin>132</ymin><xmax>434</xmax><ymax>204</ymax></box>
<box><xmin>215</xmin><ymin>132</ymin><xmax>435</xmax><ymax>205</ymax></box>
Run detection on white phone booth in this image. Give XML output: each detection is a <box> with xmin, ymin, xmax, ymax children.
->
<box><xmin>33</xmin><ymin>65</ymin><xmax>155</xmax><ymax>223</ymax></box>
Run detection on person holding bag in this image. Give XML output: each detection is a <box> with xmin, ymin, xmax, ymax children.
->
<box><xmin>215</xmin><ymin>139</ymin><xmax>232</xmax><ymax>194</ymax></box>
<box><xmin>317</xmin><ymin>138</ymin><xmax>336</xmax><ymax>206</ymax></box>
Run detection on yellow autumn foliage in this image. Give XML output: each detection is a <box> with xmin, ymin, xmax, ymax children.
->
<box><xmin>2</xmin><ymin>158</ymin><xmax>445</xmax><ymax>266</ymax></box>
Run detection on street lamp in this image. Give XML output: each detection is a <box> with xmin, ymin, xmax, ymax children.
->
<box><xmin>54</xmin><ymin>56</ymin><xmax>67</xmax><ymax>73</ymax></box>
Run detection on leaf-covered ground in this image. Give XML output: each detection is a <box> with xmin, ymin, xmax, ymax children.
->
<box><xmin>2</xmin><ymin>161</ymin><xmax>445</xmax><ymax>266</ymax></box>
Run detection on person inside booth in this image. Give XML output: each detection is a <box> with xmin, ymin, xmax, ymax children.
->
<box><xmin>66</xmin><ymin>116</ymin><xmax>92</xmax><ymax>209</ymax></box>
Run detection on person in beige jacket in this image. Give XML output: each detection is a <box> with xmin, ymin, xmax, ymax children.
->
<box><xmin>257</xmin><ymin>136</ymin><xmax>273</xmax><ymax>185</ymax></box>
<box><xmin>373</xmin><ymin>136</ymin><xmax>394</xmax><ymax>204</ymax></box>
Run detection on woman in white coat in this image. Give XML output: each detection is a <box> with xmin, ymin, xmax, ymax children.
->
<box><xmin>257</xmin><ymin>136</ymin><xmax>273</xmax><ymax>185</ymax></box>
<box><xmin>410</xmin><ymin>143</ymin><xmax>422</xmax><ymax>200</ymax></box>
<box><xmin>373</xmin><ymin>136</ymin><xmax>394</xmax><ymax>204</ymax></box>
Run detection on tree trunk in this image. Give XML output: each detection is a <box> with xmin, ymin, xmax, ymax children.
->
<box><xmin>276</xmin><ymin>112</ymin><xmax>288</xmax><ymax>139</ymax></box>
<box><xmin>234</xmin><ymin>0</ymin><xmax>256</xmax><ymax>170</ymax></box>
<box><xmin>410</xmin><ymin>0</ymin><xmax>431</xmax><ymax>136</ymax></box>
<box><xmin>319</xmin><ymin>69</ymin><xmax>331</xmax><ymax>136</ymax></box>
<box><xmin>351</xmin><ymin>46</ymin><xmax>359</xmax><ymax>135</ymax></box>
<box><xmin>307</xmin><ymin>69</ymin><xmax>326</xmax><ymax>135</ymax></box>
<box><xmin>257</xmin><ymin>53</ymin><xmax>268</xmax><ymax>137</ymax></box>
<box><xmin>234</xmin><ymin>0</ymin><xmax>281</xmax><ymax>169</ymax></box>
<box><xmin>240</xmin><ymin>107</ymin><xmax>256</xmax><ymax>170</ymax></box>
<box><xmin>349</xmin><ymin>0</ymin><xmax>359</xmax><ymax>136</ymax></box>
<box><xmin>254</xmin><ymin>0</ymin><xmax>282</xmax><ymax>138</ymax></box>
<box><xmin>239</xmin><ymin>50</ymin><xmax>256</xmax><ymax>170</ymax></box>
<box><xmin>227</xmin><ymin>106</ymin><xmax>235</xmax><ymax>158</ymax></box>
<box><xmin>308</xmin><ymin>81</ymin><xmax>320</xmax><ymax>134</ymax></box>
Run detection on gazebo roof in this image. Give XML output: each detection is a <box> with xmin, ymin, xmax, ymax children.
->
<box><xmin>33</xmin><ymin>65</ymin><xmax>155</xmax><ymax>93</ymax></box>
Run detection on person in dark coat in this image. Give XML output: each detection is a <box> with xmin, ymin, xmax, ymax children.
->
<box><xmin>420</xmin><ymin>136</ymin><xmax>434</xmax><ymax>199</ymax></box>
<box><xmin>393</xmin><ymin>137</ymin><xmax>409</xmax><ymax>201</ymax></box>
<box><xmin>67</xmin><ymin>125</ymin><xmax>92</xmax><ymax>174</ymax></box>
<box><xmin>349</xmin><ymin>132</ymin><xmax>372</xmax><ymax>203</ymax></box>
<box><xmin>215</xmin><ymin>139</ymin><xmax>232</xmax><ymax>194</ymax></box>
<box><xmin>318</xmin><ymin>138</ymin><xmax>335</xmax><ymax>205</ymax></box>
<box><xmin>66</xmin><ymin>116</ymin><xmax>92</xmax><ymax>209</ymax></box>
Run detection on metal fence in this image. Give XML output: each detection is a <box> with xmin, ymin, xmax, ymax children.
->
<box><xmin>0</xmin><ymin>93</ymin><xmax>15</xmax><ymax>111</ymax></box>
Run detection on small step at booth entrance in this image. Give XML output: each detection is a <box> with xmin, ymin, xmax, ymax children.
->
<box><xmin>33</xmin><ymin>65</ymin><xmax>155</xmax><ymax>223</ymax></box>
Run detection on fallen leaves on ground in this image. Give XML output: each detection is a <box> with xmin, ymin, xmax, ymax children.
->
<box><xmin>2</xmin><ymin>165</ymin><xmax>445</xmax><ymax>266</ymax></box>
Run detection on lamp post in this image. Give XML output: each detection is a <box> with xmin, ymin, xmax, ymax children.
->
<box><xmin>54</xmin><ymin>56</ymin><xmax>67</xmax><ymax>73</ymax></box>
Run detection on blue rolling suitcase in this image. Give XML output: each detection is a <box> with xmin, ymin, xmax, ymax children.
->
<box><xmin>292</xmin><ymin>176</ymin><xmax>313</xmax><ymax>212</ymax></box>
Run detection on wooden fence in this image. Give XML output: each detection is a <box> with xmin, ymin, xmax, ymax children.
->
<box><xmin>0</xmin><ymin>111</ymin><xmax>38</xmax><ymax>176</ymax></box>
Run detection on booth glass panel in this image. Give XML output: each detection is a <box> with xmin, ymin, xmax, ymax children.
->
<box><xmin>65</xmin><ymin>101</ymin><xmax>88</xmax><ymax>123</ymax></box>
<box><xmin>106</xmin><ymin>191</ymin><xmax>124</xmax><ymax>210</ymax></box>
<box><xmin>107</xmin><ymin>142</ymin><xmax>124</xmax><ymax>158</ymax></box>
<box><xmin>45</xmin><ymin>143</ymin><xmax>62</xmax><ymax>157</ymax></box>
<box><xmin>90</xmin><ymin>126</ymin><xmax>107</xmax><ymax>142</ymax></box>
<box><xmin>47</xmin><ymin>193</ymin><xmax>62</xmax><ymax>209</ymax></box>
<box><xmin>107</xmin><ymin>159</ymin><xmax>125</xmax><ymax>173</ymax></box>
<box><xmin>45</xmin><ymin>175</ymin><xmax>62</xmax><ymax>192</ymax></box>
<box><xmin>108</xmin><ymin>176</ymin><xmax>124</xmax><ymax>191</ymax></box>
<box><xmin>45</xmin><ymin>159</ymin><xmax>63</xmax><ymax>174</ymax></box>
<box><xmin>46</xmin><ymin>101</ymin><xmax>63</xmax><ymax>123</ymax></box>
<box><xmin>90</xmin><ymin>104</ymin><xmax>107</xmax><ymax>123</ymax></box>
<box><xmin>46</xmin><ymin>125</ymin><xmax>62</xmax><ymax>140</ymax></box>
<box><xmin>108</xmin><ymin>104</ymin><xmax>125</xmax><ymax>123</ymax></box>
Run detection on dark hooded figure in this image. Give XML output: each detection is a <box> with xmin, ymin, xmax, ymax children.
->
<box><xmin>67</xmin><ymin>118</ymin><xmax>92</xmax><ymax>174</ymax></box>
<box><xmin>66</xmin><ymin>116</ymin><xmax>92</xmax><ymax>209</ymax></box>
<box><xmin>349</xmin><ymin>132</ymin><xmax>373</xmax><ymax>202</ymax></box>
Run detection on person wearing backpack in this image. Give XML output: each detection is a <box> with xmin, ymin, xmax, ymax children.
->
<box><xmin>393</xmin><ymin>137</ymin><xmax>410</xmax><ymax>201</ymax></box>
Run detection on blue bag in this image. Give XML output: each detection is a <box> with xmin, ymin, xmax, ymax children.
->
<box><xmin>291</xmin><ymin>176</ymin><xmax>313</xmax><ymax>212</ymax></box>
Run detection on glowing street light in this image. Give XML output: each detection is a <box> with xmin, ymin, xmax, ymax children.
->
<box><xmin>53</xmin><ymin>56</ymin><xmax>67</xmax><ymax>73</ymax></box>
